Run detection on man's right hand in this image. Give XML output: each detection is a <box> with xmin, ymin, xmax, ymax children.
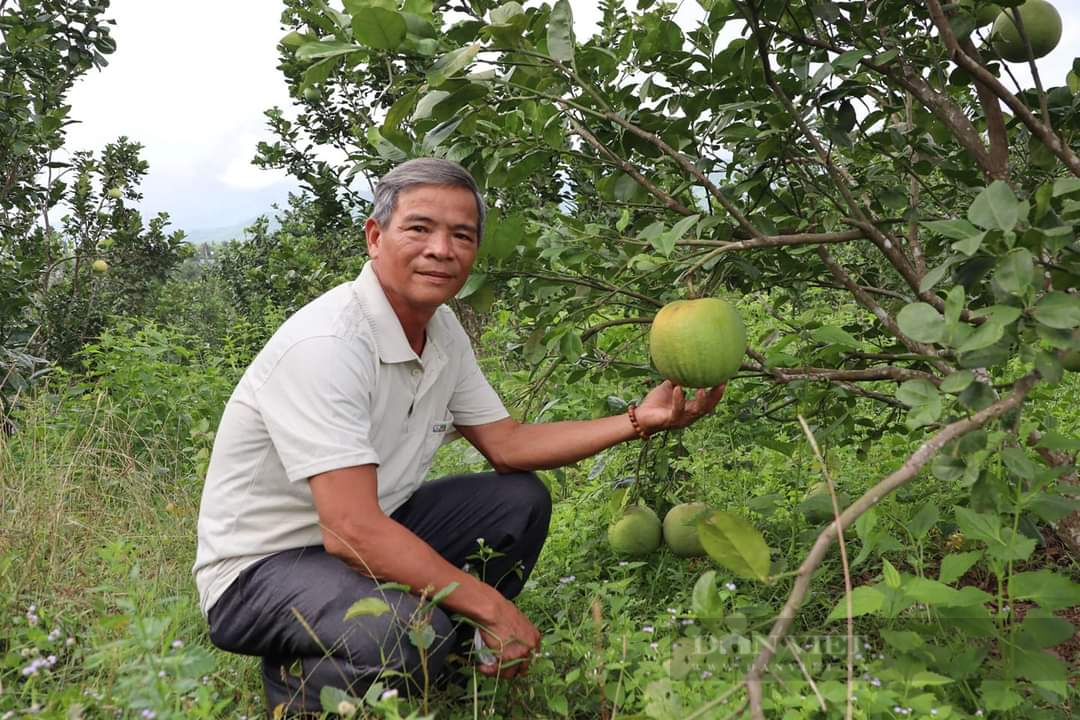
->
<box><xmin>477</xmin><ymin>598</ymin><xmax>541</xmax><ymax>678</ymax></box>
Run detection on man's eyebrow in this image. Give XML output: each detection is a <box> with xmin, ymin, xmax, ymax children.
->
<box><xmin>399</xmin><ymin>213</ymin><xmax>478</xmax><ymax>234</ymax></box>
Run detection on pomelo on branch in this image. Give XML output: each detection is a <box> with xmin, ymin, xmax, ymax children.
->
<box><xmin>91</xmin><ymin>259</ymin><xmax>109</xmax><ymax>273</ymax></box>
<box><xmin>960</xmin><ymin>0</ymin><xmax>1001</xmax><ymax>26</ymax></box>
<box><xmin>990</xmin><ymin>0</ymin><xmax>1062</xmax><ymax>62</ymax></box>
<box><xmin>608</xmin><ymin>505</ymin><xmax>662</xmax><ymax>557</ymax></box>
<box><xmin>649</xmin><ymin>298</ymin><xmax>747</xmax><ymax>388</ymax></box>
<box><xmin>663</xmin><ymin>502</ymin><xmax>710</xmax><ymax>557</ymax></box>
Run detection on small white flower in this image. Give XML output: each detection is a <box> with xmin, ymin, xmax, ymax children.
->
<box><xmin>66</xmin><ymin>637</ymin><xmax>76</xmax><ymax>647</ymax></box>
<box><xmin>48</xmin><ymin>628</ymin><xmax>61</xmax><ymax>642</ymax></box>
<box><xmin>642</xmin><ymin>625</ymin><xmax>654</xmax><ymax>634</ymax></box>
<box><xmin>171</xmin><ymin>639</ymin><xmax>183</xmax><ymax>649</ymax></box>
<box><xmin>559</xmin><ymin>575</ymin><xmax>576</xmax><ymax>584</ymax></box>
<box><xmin>725</xmin><ymin>582</ymin><xmax>737</xmax><ymax>591</ymax></box>
<box><xmin>618</xmin><ymin>561</ymin><xmax>629</xmax><ymax>566</ymax></box>
<box><xmin>380</xmin><ymin>688</ymin><xmax>398</xmax><ymax>701</ymax></box>
<box><xmin>158</xmin><ymin>670</ymin><xmax>166</xmax><ymax>677</ymax></box>
<box><xmin>140</xmin><ymin>710</ymin><xmax>156</xmax><ymax>720</ymax></box>
<box><xmin>649</xmin><ymin>642</ymin><xmax>659</xmax><ymax>650</ymax></box>
<box><xmin>870</xmin><ymin>677</ymin><xmax>881</xmax><ymax>687</ymax></box>
<box><xmin>666</xmin><ymin>607</ymin><xmax>678</xmax><ymax>614</ymax></box>
<box><xmin>336</xmin><ymin>701</ymin><xmax>357</xmax><ymax>717</ymax></box>
<box><xmin>681</xmin><ymin>618</ymin><xmax>694</xmax><ymax>625</ymax></box>
<box><xmin>700</xmin><ymin>670</ymin><xmax>712</xmax><ymax>679</ymax></box>
<box><xmin>930</xmin><ymin>709</ymin><xmax>938</xmax><ymax>717</ymax></box>
<box><xmin>975</xmin><ymin>711</ymin><xmax>983</xmax><ymax>717</ymax></box>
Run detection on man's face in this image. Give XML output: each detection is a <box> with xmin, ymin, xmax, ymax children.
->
<box><xmin>366</xmin><ymin>183</ymin><xmax>480</xmax><ymax>315</ymax></box>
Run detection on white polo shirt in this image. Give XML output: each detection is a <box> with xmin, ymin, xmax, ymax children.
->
<box><xmin>192</xmin><ymin>261</ymin><xmax>509</xmax><ymax>616</ymax></box>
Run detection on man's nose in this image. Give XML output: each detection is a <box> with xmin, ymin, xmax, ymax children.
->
<box><xmin>425</xmin><ymin>230</ymin><xmax>454</xmax><ymax>258</ymax></box>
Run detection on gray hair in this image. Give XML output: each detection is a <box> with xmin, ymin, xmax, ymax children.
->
<box><xmin>371</xmin><ymin>158</ymin><xmax>486</xmax><ymax>241</ymax></box>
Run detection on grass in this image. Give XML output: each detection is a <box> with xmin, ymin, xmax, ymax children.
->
<box><xmin>3</xmin><ymin>356</ymin><xmax>1080</xmax><ymax>718</ymax></box>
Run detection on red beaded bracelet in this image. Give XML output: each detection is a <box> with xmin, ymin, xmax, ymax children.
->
<box><xmin>627</xmin><ymin>403</ymin><xmax>649</xmax><ymax>440</ymax></box>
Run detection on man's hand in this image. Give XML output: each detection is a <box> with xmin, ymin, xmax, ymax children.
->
<box><xmin>476</xmin><ymin>598</ymin><xmax>541</xmax><ymax>679</ymax></box>
<box><xmin>634</xmin><ymin>380</ymin><xmax>726</xmax><ymax>435</ymax></box>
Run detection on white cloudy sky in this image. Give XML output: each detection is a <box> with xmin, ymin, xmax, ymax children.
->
<box><xmin>61</xmin><ymin>1</ymin><xmax>1080</xmax><ymax>234</ymax></box>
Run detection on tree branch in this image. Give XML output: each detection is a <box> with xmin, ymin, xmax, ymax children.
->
<box><xmin>745</xmin><ymin>372</ymin><xmax>1041</xmax><ymax>719</ymax></box>
<box><xmin>565</xmin><ymin>113</ymin><xmax>695</xmax><ymax>217</ymax></box>
<box><xmin>581</xmin><ymin>316</ymin><xmax>653</xmax><ymax>342</ymax></box>
<box><xmin>602</xmin><ymin>111</ymin><xmax>764</xmax><ymax>240</ymax></box>
<box><xmin>817</xmin><ymin>247</ymin><xmax>952</xmax><ymax>374</ymax></box>
<box><xmin>924</xmin><ymin>0</ymin><xmax>1080</xmax><ymax>177</ymax></box>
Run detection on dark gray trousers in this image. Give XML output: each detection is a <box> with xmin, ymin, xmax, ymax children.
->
<box><xmin>206</xmin><ymin>471</ymin><xmax>551</xmax><ymax>717</ymax></box>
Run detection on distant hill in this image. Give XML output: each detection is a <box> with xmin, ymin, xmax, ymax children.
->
<box><xmin>182</xmin><ymin>215</ymin><xmax>281</xmax><ymax>245</ymax></box>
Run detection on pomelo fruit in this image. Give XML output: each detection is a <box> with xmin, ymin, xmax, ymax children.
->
<box><xmin>961</xmin><ymin>1</ymin><xmax>1001</xmax><ymax>26</ymax></box>
<box><xmin>662</xmin><ymin>502</ymin><xmax>710</xmax><ymax>557</ymax></box>
<box><xmin>1061</xmin><ymin>350</ymin><xmax>1080</xmax><ymax>372</ymax></box>
<box><xmin>649</xmin><ymin>298</ymin><xmax>747</xmax><ymax>388</ymax></box>
<box><xmin>91</xmin><ymin>259</ymin><xmax>109</xmax><ymax>273</ymax></box>
<box><xmin>608</xmin><ymin>505</ymin><xmax>662</xmax><ymax>557</ymax></box>
<box><xmin>990</xmin><ymin>0</ymin><xmax>1062</xmax><ymax>62</ymax></box>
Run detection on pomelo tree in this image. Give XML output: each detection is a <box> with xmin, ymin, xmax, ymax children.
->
<box><xmin>263</xmin><ymin>0</ymin><xmax>1080</xmax><ymax>715</ymax></box>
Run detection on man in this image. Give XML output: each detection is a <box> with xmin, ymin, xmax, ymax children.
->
<box><xmin>194</xmin><ymin>158</ymin><xmax>724</xmax><ymax>716</ymax></box>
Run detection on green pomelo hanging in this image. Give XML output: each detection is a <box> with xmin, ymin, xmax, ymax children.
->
<box><xmin>990</xmin><ymin>0</ymin><xmax>1062</xmax><ymax>62</ymax></box>
<box><xmin>608</xmin><ymin>505</ymin><xmax>662</xmax><ymax>557</ymax></box>
<box><xmin>1062</xmin><ymin>350</ymin><xmax>1080</xmax><ymax>372</ymax></box>
<box><xmin>663</xmin><ymin>502</ymin><xmax>710</xmax><ymax>557</ymax></box>
<box><xmin>649</xmin><ymin>298</ymin><xmax>747</xmax><ymax>388</ymax></box>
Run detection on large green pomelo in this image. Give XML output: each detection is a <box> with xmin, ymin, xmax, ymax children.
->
<box><xmin>608</xmin><ymin>505</ymin><xmax>662</xmax><ymax>557</ymax></box>
<box><xmin>663</xmin><ymin>502</ymin><xmax>710</xmax><ymax>557</ymax></box>
<box><xmin>990</xmin><ymin>0</ymin><xmax>1062</xmax><ymax>62</ymax></box>
<box><xmin>649</xmin><ymin>298</ymin><xmax>747</xmax><ymax>388</ymax></box>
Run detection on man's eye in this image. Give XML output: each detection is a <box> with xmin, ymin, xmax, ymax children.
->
<box><xmin>409</xmin><ymin>225</ymin><xmax>428</xmax><ymax>232</ymax></box>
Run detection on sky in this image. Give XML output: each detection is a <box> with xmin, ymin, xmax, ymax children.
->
<box><xmin>60</xmin><ymin>1</ymin><xmax>1080</xmax><ymax>236</ymax></box>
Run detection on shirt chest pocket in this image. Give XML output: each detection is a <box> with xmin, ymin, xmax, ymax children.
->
<box><xmin>418</xmin><ymin>415</ymin><xmax>453</xmax><ymax>469</ymax></box>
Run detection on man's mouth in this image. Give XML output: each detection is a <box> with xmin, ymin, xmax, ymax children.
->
<box><xmin>418</xmin><ymin>270</ymin><xmax>454</xmax><ymax>279</ymax></box>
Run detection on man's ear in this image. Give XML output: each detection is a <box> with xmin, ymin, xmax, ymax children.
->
<box><xmin>364</xmin><ymin>217</ymin><xmax>382</xmax><ymax>258</ymax></box>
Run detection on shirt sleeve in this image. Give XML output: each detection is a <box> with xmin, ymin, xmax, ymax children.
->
<box><xmin>447</xmin><ymin>323</ymin><xmax>510</xmax><ymax>427</ymax></box>
<box><xmin>253</xmin><ymin>335</ymin><xmax>381</xmax><ymax>482</ymax></box>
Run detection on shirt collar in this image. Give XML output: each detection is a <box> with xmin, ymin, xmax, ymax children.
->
<box><xmin>353</xmin><ymin>261</ymin><xmax>449</xmax><ymax>365</ymax></box>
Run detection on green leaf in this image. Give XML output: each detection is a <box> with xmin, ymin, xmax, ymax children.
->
<box><xmin>1037</xmin><ymin>432</ymin><xmax>1080</xmax><ymax>451</ymax></box>
<box><xmin>955</xmin><ymin>507</ymin><xmax>1001</xmax><ymax>544</ymax></box>
<box><xmin>1018</xmin><ymin>607</ymin><xmax>1076</xmax><ymax>649</ymax></box>
<box><xmin>296</xmin><ymin>40</ymin><xmax>363</xmax><ymax>62</ymax></box>
<box><xmin>412</xmin><ymin>89</ymin><xmax>450</xmax><ymax>121</ymax></box>
<box><xmin>1009</xmin><ymin>570</ymin><xmax>1080</xmax><ymax>609</ymax></box>
<box><xmin>421</xmin><ymin>116</ymin><xmax>462</xmax><ymax>151</ymax></box>
<box><xmin>559</xmin><ymin>330</ymin><xmax>583</xmax><ymax>362</ymax></box>
<box><xmin>952</xmin><ymin>230</ymin><xmax>988</xmax><ymax>256</ymax></box>
<box><xmin>343</xmin><ymin>597</ymin><xmax>391</xmax><ymax>621</ymax></box>
<box><xmin>1052</xmin><ymin>176</ymin><xmax>1080</xmax><ymax>197</ymax></box>
<box><xmin>922</xmin><ymin>218</ymin><xmax>980</xmax><ymax>240</ymax></box>
<box><xmin>691</xmin><ymin>570</ymin><xmax>723</xmax><ymax>617</ymax></box>
<box><xmin>909</xmin><ymin>671</ymin><xmax>955</xmax><ymax>687</ymax></box>
<box><xmin>409</xmin><ymin>622</ymin><xmax>436</xmax><ymax>650</ymax></box>
<box><xmin>649</xmin><ymin>224</ymin><xmax>675</xmax><ymax>258</ymax></box>
<box><xmin>490</xmin><ymin>1</ymin><xmax>524</xmax><ymax>25</ymax></box>
<box><xmin>908</xmin><ymin>502</ymin><xmax>939</xmax><ymax>540</ymax></box>
<box><xmin>904</xmin><ymin>577</ymin><xmax>992</xmax><ymax>607</ymax></box>
<box><xmin>456</xmin><ymin>272</ymin><xmax>486</xmax><ymax>300</ymax></box>
<box><xmin>969</xmin><ymin>180</ymin><xmax>1019</xmax><ymax>231</ymax></box>
<box><xmin>351</xmin><ymin>7</ymin><xmax>407</xmax><ymax>49</ymax></box>
<box><xmin>880</xmin><ymin>629</ymin><xmax>924</xmax><ymax>652</ymax></box>
<box><xmin>994</xmin><ymin>248</ymin><xmax>1034</xmax><ymax>296</ymax></box>
<box><xmin>427</xmin><ymin>44</ymin><xmax>480</xmax><ymax>86</ymax></box>
<box><xmin>429</xmin><ymin>581</ymin><xmax>459</xmax><ymax>604</ymax></box>
<box><xmin>938</xmin><ymin>551</ymin><xmax>982</xmax><ymax>584</ymax></box>
<box><xmin>1032</xmin><ymin>292</ymin><xmax>1080</xmax><ymax>329</ymax></box>
<box><xmin>547</xmin><ymin>0</ymin><xmax>575</xmax><ymax>62</ymax></box>
<box><xmin>826</xmin><ymin>585</ymin><xmax>884</xmax><ymax>621</ymax></box>
<box><xmin>667</xmin><ymin>214</ymin><xmax>700</xmax><ymax>246</ymax></box>
<box><xmin>896</xmin><ymin>379</ymin><xmax>939</xmax><ymax>408</ymax></box>
<box><xmin>1001</xmin><ymin>447</ymin><xmax>1036</xmax><ymax>480</ymax></box>
<box><xmin>366</xmin><ymin>127</ymin><xmax>408</xmax><ymax>161</ymax></box>
<box><xmin>698</xmin><ymin>511</ymin><xmax>771</xmax><ymax>582</ymax></box>
<box><xmin>1015</xmin><ymin>647</ymin><xmax>1068</xmax><ymax>697</ymax></box>
<box><xmin>810</xmin><ymin>325</ymin><xmax>862</xmax><ymax>349</ymax></box>
<box><xmin>882</xmin><ymin>557</ymin><xmax>901</xmax><ymax>589</ymax></box>
<box><xmin>481</xmin><ymin>209</ymin><xmax>524</xmax><ymax>261</ymax></box>
<box><xmin>920</xmin><ymin>257</ymin><xmax>959</xmax><ymax>292</ymax></box>
<box><xmin>940</xmin><ymin>370</ymin><xmax>974</xmax><ymax>394</ymax></box>
<box><xmin>897</xmin><ymin>303</ymin><xmax>945</xmax><ymax>343</ymax></box>
<box><xmin>320</xmin><ymin>686</ymin><xmax>359</xmax><ymax>715</ymax></box>
<box><xmin>957</xmin><ymin>320</ymin><xmax>1004</xmax><ymax>353</ymax></box>
<box><xmin>832</xmin><ymin>49</ymin><xmax>866</xmax><ymax>70</ymax></box>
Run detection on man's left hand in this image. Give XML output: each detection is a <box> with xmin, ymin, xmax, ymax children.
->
<box><xmin>634</xmin><ymin>380</ymin><xmax>725</xmax><ymax>436</ymax></box>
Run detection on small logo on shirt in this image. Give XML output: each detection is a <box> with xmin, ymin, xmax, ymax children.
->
<box><xmin>432</xmin><ymin>422</ymin><xmax>448</xmax><ymax>433</ymax></box>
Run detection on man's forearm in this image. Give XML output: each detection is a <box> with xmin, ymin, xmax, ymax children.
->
<box><xmin>498</xmin><ymin>413</ymin><xmax>639</xmax><ymax>472</ymax></box>
<box><xmin>330</xmin><ymin>516</ymin><xmax>503</xmax><ymax>625</ymax></box>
